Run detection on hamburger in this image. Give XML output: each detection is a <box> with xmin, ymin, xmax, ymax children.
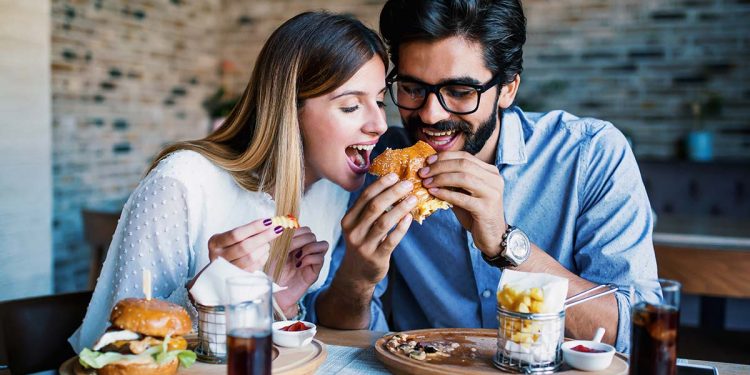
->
<box><xmin>369</xmin><ymin>141</ymin><xmax>451</xmax><ymax>224</ymax></box>
<box><xmin>79</xmin><ymin>298</ymin><xmax>196</xmax><ymax>374</ymax></box>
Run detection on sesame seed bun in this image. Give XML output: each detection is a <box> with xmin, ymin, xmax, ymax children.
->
<box><xmin>369</xmin><ymin>141</ymin><xmax>451</xmax><ymax>224</ymax></box>
<box><xmin>109</xmin><ymin>298</ymin><xmax>191</xmax><ymax>338</ymax></box>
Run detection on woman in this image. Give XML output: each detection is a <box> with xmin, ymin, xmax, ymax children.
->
<box><xmin>70</xmin><ymin>11</ymin><xmax>389</xmax><ymax>352</ymax></box>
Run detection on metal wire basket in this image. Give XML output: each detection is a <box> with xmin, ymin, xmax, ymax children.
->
<box><xmin>195</xmin><ymin>303</ymin><xmax>227</xmax><ymax>364</ymax></box>
<box><xmin>493</xmin><ymin>307</ymin><xmax>565</xmax><ymax>374</ymax></box>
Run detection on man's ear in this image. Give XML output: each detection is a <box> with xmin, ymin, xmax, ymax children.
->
<box><xmin>498</xmin><ymin>74</ymin><xmax>521</xmax><ymax>109</ymax></box>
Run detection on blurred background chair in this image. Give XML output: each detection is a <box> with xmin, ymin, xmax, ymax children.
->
<box><xmin>0</xmin><ymin>290</ymin><xmax>92</xmax><ymax>374</ymax></box>
<box><xmin>81</xmin><ymin>209</ymin><xmax>120</xmax><ymax>290</ymax></box>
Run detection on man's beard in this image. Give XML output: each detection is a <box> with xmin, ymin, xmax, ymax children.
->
<box><xmin>403</xmin><ymin>103</ymin><xmax>499</xmax><ymax>155</ymax></box>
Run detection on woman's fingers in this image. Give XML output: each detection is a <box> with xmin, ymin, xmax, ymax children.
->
<box><xmin>231</xmin><ymin>244</ymin><xmax>271</xmax><ymax>272</ymax></box>
<box><xmin>218</xmin><ymin>227</ymin><xmax>279</xmax><ymax>262</ymax></box>
<box><xmin>208</xmin><ymin>217</ymin><xmax>276</xmax><ymax>250</ymax></box>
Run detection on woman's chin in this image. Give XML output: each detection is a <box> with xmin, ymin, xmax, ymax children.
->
<box><xmin>332</xmin><ymin>172</ymin><xmax>366</xmax><ymax>192</ymax></box>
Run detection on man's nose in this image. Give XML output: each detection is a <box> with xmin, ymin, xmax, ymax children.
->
<box><xmin>416</xmin><ymin>93</ymin><xmax>451</xmax><ymax>125</ymax></box>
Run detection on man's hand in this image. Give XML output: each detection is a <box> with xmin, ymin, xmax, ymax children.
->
<box><xmin>338</xmin><ymin>173</ymin><xmax>416</xmax><ymax>286</ymax></box>
<box><xmin>316</xmin><ymin>173</ymin><xmax>416</xmax><ymax>329</ymax></box>
<box><xmin>420</xmin><ymin>151</ymin><xmax>507</xmax><ymax>257</ymax></box>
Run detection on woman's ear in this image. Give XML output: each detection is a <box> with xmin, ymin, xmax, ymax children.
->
<box><xmin>498</xmin><ymin>74</ymin><xmax>521</xmax><ymax>109</ymax></box>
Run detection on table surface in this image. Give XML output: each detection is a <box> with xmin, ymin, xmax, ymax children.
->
<box><xmin>653</xmin><ymin>214</ymin><xmax>750</xmax><ymax>250</ymax></box>
<box><xmin>314</xmin><ymin>327</ymin><xmax>750</xmax><ymax>375</ymax></box>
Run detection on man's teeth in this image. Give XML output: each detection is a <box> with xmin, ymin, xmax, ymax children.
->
<box><xmin>422</xmin><ymin>128</ymin><xmax>457</xmax><ymax>137</ymax></box>
<box><xmin>348</xmin><ymin>144</ymin><xmax>375</xmax><ymax>151</ymax></box>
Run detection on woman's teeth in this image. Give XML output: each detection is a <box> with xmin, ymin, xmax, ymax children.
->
<box><xmin>422</xmin><ymin>128</ymin><xmax>457</xmax><ymax>137</ymax></box>
<box><xmin>347</xmin><ymin>144</ymin><xmax>374</xmax><ymax>168</ymax></box>
<box><xmin>348</xmin><ymin>144</ymin><xmax>375</xmax><ymax>151</ymax></box>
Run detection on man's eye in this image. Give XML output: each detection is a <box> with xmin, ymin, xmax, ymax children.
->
<box><xmin>341</xmin><ymin>105</ymin><xmax>359</xmax><ymax>113</ymax></box>
<box><xmin>444</xmin><ymin>86</ymin><xmax>475</xmax><ymax>98</ymax></box>
<box><xmin>400</xmin><ymin>85</ymin><xmax>425</xmax><ymax>98</ymax></box>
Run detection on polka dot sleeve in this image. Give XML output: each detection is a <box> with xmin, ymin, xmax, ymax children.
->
<box><xmin>69</xmin><ymin>172</ymin><xmax>197</xmax><ymax>352</ymax></box>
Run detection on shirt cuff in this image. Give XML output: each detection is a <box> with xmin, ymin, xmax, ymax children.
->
<box><xmin>614</xmin><ymin>290</ymin><xmax>631</xmax><ymax>353</ymax></box>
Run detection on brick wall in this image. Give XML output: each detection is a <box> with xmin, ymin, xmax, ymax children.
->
<box><xmin>520</xmin><ymin>0</ymin><xmax>750</xmax><ymax>160</ymax></box>
<box><xmin>51</xmin><ymin>0</ymin><xmax>222</xmax><ymax>292</ymax></box>
<box><xmin>51</xmin><ymin>0</ymin><xmax>748</xmax><ymax>292</ymax></box>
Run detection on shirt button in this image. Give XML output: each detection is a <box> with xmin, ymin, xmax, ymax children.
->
<box><xmin>482</xmin><ymin>290</ymin><xmax>492</xmax><ymax>298</ymax></box>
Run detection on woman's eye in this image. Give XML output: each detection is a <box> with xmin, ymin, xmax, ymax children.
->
<box><xmin>377</xmin><ymin>101</ymin><xmax>386</xmax><ymax>108</ymax></box>
<box><xmin>341</xmin><ymin>105</ymin><xmax>360</xmax><ymax>113</ymax></box>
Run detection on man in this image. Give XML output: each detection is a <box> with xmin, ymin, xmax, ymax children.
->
<box><xmin>304</xmin><ymin>0</ymin><xmax>656</xmax><ymax>353</ymax></box>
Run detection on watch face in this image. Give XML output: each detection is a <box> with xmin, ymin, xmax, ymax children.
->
<box><xmin>507</xmin><ymin>230</ymin><xmax>530</xmax><ymax>261</ymax></box>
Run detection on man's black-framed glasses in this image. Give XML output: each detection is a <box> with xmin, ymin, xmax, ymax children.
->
<box><xmin>386</xmin><ymin>72</ymin><xmax>502</xmax><ymax>115</ymax></box>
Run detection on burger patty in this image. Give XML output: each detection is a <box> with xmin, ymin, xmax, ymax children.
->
<box><xmin>100</xmin><ymin>334</ymin><xmax>188</xmax><ymax>355</ymax></box>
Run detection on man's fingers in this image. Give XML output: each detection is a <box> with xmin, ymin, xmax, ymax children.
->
<box><xmin>342</xmin><ymin>173</ymin><xmax>399</xmax><ymax>229</ymax></box>
<box><xmin>428</xmin><ymin>186</ymin><xmax>479</xmax><ymax>212</ymax></box>
<box><xmin>423</xmin><ymin>171</ymin><xmax>488</xmax><ymax>195</ymax></box>
<box><xmin>208</xmin><ymin>217</ymin><xmax>276</xmax><ymax>249</ymax></box>
<box><xmin>362</xmin><ymin>194</ymin><xmax>417</xmax><ymax>245</ymax></box>
<box><xmin>375</xmin><ymin>213</ymin><xmax>413</xmax><ymax>257</ymax></box>
<box><xmin>420</xmin><ymin>157</ymin><xmax>498</xmax><ymax>180</ymax></box>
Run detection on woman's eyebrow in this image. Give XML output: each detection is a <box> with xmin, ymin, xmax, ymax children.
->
<box><xmin>331</xmin><ymin>90</ymin><xmax>366</xmax><ymax>100</ymax></box>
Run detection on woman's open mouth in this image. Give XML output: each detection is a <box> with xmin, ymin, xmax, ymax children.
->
<box><xmin>420</xmin><ymin>127</ymin><xmax>461</xmax><ymax>152</ymax></box>
<box><xmin>345</xmin><ymin>143</ymin><xmax>375</xmax><ymax>174</ymax></box>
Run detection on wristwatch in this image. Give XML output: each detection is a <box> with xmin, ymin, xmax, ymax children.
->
<box><xmin>481</xmin><ymin>226</ymin><xmax>531</xmax><ymax>269</ymax></box>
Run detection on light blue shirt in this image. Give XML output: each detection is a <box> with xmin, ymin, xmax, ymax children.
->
<box><xmin>304</xmin><ymin>106</ymin><xmax>657</xmax><ymax>353</ymax></box>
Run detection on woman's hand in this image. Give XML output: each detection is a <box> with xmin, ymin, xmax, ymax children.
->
<box><xmin>272</xmin><ymin>226</ymin><xmax>329</xmax><ymax>318</ymax></box>
<box><xmin>189</xmin><ymin>218</ymin><xmax>283</xmax><ymax>289</ymax></box>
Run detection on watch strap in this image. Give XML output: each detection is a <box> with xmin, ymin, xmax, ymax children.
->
<box><xmin>481</xmin><ymin>225</ymin><xmax>516</xmax><ymax>269</ymax></box>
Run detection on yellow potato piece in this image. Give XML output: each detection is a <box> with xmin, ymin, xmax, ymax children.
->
<box><xmin>530</xmin><ymin>287</ymin><xmax>544</xmax><ymax>301</ymax></box>
<box><xmin>530</xmin><ymin>300</ymin><xmax>544</xmax><ymax>313</ymax></box>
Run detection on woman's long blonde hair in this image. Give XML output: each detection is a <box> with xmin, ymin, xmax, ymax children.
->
<box><xmin>148</xmin><ymin>12</ymin><xmax>387</xmax><ymax>280</ymax></box>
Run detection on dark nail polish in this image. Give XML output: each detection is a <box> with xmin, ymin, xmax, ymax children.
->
<box><xmin>295</xmin><ymin>261</ymin><xmax>302</xmax><ymax>268</ymax></box>
<box><xmin>295</xmin><ymin>251</ymin><xmax>302</xmax><ymax>259</ymax></box>
<box><xmin>274</xmin><ymin>226</ymin><xmax>283</xmax><ymax>234</ymax></box>
<box><xmin>263</xmin><ymin>218</ymin><xmax>272</xmax><ymax>226</ymax></box>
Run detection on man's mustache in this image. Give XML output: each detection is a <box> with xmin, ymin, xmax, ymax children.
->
<box><xmin>405</xmin><ymin>116</ymin><xmax>473</xmax><ymax>135</ymax></box>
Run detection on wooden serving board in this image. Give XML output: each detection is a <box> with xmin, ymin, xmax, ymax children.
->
<box><xmin>374</xmin><ymin>328</ymin><xmax>628</xmax><ymax>375</ymax></box>
<box><xmin>59</xmin><ymin>339</ymin><xmax>326</xmax><ymax>375</ymax></box>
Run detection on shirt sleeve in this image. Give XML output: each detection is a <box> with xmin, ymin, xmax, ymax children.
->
<box><xmin>68</xmin><ymin>172</ymin><xmax>196</xmax><ymax>353</ymax></box>
<box><xmin>303</xmin><ymin>224</ymin><xmax>390</xmax><ymax>331</ymax></box>
<box><xmin>573</xmin><ymin>123</ymin><xmax>658</xmax><ymax>353</ymax></box>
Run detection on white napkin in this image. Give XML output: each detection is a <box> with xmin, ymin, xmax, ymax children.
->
<box><xmin>497</xmin><ymin>269</ymin><xmax>568</xmax><ymax>313</ymax></box>
<box><xmin>189</xmin><ymin>257</ymin><xmax>285</xmax><ymax>307</ymax></box>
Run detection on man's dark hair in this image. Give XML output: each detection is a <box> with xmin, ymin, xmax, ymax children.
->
<box><xmin>380</xmin><ymin>0</ymin><xmax>526</xmax><ymax>85</ymax></box>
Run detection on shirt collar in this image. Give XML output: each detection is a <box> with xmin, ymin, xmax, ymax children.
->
<box><xmin>494</xmin><ymin>108</ymin><xmax>528</xmax><ymax>166</ymax></box>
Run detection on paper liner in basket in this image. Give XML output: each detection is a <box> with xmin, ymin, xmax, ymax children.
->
<box><xmin>496</xmin><ymin>270</ymin><xmax>569</xmax><ymax>364</ymax></box>
<box><xmin>497</xmin><ymin>269</ymin><xmax>568</xmax><ymax>313</ymax></box>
